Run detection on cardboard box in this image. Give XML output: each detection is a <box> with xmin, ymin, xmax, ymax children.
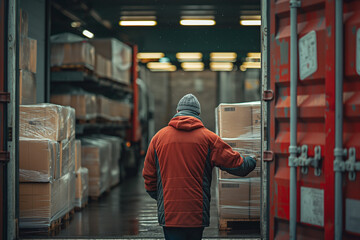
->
<box><xmin>51</xmin><ymin>94</ymin><xmax>97</xmax><ymax>120</ymax></box>
<box><xmin>20</xmin><ymin>104</ymin><xmax>66</xmax><ymax>141</ymax></box>
<box><xmin>19</xmin><ymin>173</ymin><xmax>70</xmax><ymax>228</ymax></box>
<box><xmin>96</xmin><ymin>96</ymin><xmax>111</xmax><ymax>120</ymax></box>
<box><xmin>51</xmin><ymin>42</ymin><xmax>95</xmax><ymax>69</ymax></box>
<box><xmin>218</xmin><ymin>178</ymin><xmax>250</xmax><ymax>219</ymax></box>
<box><xmin>75</xmin><ymin>140</ymin><xmax>82</xmax><ymax>172</ymax></box>
<box><xmin>81</xmin><ymin>139</ymin><xmax>111</xmax><ymax>197</ymax></box>
<box><xmin>95</xmin><ymin>54</ymin><xmax>112</xmax><ymax>79</ymax></box>
<box><xmin>249</xmin><ymin>178</ymin><xmax>260</xmax><ymax>219</ymax></box>
<box><xmin>20</xmin><ymin>37</ymin><xmax>37</xmax><ymax>73</ymax></box>
<box><xmin>60</xmin><ymin>138</ymin><xmax>75</xmax><ymax>177</ymax></box>
<box><xmin>19</xmin><ymin>139</ymin><xmax>59</xmax><ymax>182</ymax></box>
<box><xmin>19</xmin><ymin>70</ymin><xmax>36</xmax><ymax>105</ymax></box>
<box><xmin>75</xmin><ymin>167</ymin><xmax>89</xmax><ymax>208</ymax></box>
<box><xmin>89</xmin><ymin>39</ymin><xmax>132</xmax><ymax>85</ymax></box>
<box><xmin>20</xmin><ymin>9</ymin><xmax>28</xmax><ymax>37</ymax></box>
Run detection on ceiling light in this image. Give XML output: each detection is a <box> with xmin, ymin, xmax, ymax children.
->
<box><xmin>247</xmin><ymin>52</ymin><xmax>261</xmax><ymax>58</ymax></box>
<box><xmin>240</xmin><ymin>20</ymin><xmax>261</xmax><ymax>26</ymax></box>
<box><xmin>176</xmin><ymin>52</ymin><xmax>203</xmax><ymax>61</ymax></box>
<box><xmin>82</xmin><ymin>29</ymin><xmax>94</xmax><ymax>39</ymax></box>
<box><xmin>147</xmin><ymin>62</ymin><xmax>176</xmax><ymax>71</ymax></box>
<box><xmin>71</xmin><ymin>21</ymin><xmax>81</xmax><ymax>28</ymax></box>
<box><xmin>210</xmin><ymin>62</ymin><xmax>233</xmax><ymax>71</ymax></box>
<box><xmin>242</xmin><ymin>62</ymin><xmax>261</xmax><ymax>69</ymax></box>
<box><xmin>240</xmin><ymin>65</ymin><xmax>247</xmax><ymax>71</ymax></box>
<box><xmin>180</xmin><ymin>19</ymin><xmax>216</xmax><ymax>26</ymax></box>
<box><xmin>181</xmin><ymin>62</ymin><xmax>204</xmax><ymax>71</ymax></box>
<box><xmin>119</xmin><ymin>20</ymin><xmax>157</xmax><ymax>26</ymax></box>
<box><xmin>137</xmin><ymin>52</ymin><xmax>165</xmax><ymax>60</ymax></box>
<box><xmin>210</xmin><ymin>52</ymin><xmax>237</xmax><ymax>62</ymax></box>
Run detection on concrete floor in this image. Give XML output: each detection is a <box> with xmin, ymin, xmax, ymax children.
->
<box><xmin>22</xmin><ymin>171</ymin><xmax>261</xmax><ymax>239</ymax></box>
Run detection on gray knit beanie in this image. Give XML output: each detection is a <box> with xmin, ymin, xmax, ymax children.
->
<box><xmin>176</xmin><ymin>94</ymin><xmax>201</xmax><ymax>115</ymax></box>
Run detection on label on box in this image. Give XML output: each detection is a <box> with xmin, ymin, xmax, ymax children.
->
<box><xmin>300</xmin><ymin>186</ymin><xmax>324</xmax><ymax>226</ymax></box>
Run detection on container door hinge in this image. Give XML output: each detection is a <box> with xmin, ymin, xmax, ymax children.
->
<box><xmin>0</xmin><ymin>92</ymin><xmax>10</xmax><ymax>103</ymax></box>
<box><xmin>296</xmin><ymin>145</ymin><xmax>322</xmax><ymax>176</ymax></box>
<box><xmin>344</xmin><ymin>148</ymin><xmax>360</xmax><ymax>181</ymax></box>
<box><xmin>263</xmin><ymin>150</ymin><xmax>274</xmax><ymax>162</ymax></box>
<box><xmin>263</xmin><ymin>89</ymin><xmax>274</xmax><ymax>101</ymax></box>
<box><xmin>0</xmin><ymin>151</ymin><xmax>10</xmax><ymax>164</ymax></box>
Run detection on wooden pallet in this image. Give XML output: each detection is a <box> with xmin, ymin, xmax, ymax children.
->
<box><xmin>219</xmin><ymin>218</ymin><xmax>260</xmax><ymax>231</ymax></box>
<box><xmin>51</xmin><ymin>64</ymin><xmax>94</xmax><ymax>73</ymax></box>
<box><xmin>75</xmin><ymin>200</ymin><xmax>88</xmax><ymax>211</ymax></box>
<box><xmin>19</xmin><ymin>217</ymin><xmax>62</xmax><ymax>237</ymax></box>
<box><xmin>77</xmin><ymin>118</ymin><xmax>97</xmax><ymax>124</ymax></box>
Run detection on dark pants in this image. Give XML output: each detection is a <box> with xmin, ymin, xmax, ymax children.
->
<box><xmin>163</xmin><ymin>227</ymin><xmax>204</xmax><ymax>240</ymax></box>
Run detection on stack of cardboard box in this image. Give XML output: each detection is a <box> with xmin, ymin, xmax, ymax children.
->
<box><xmin>19</xmin><ymin>9</ymin><xmax>37</xmax><ymax>105</ymax></box>
<box><xmin>19</xmin><ymin>104</ymin><xmax>77</xmax><ymax>229</ymax></box>
<box><xmin>215</xmin><ymin>101</ymin><xmax>261</xmax><ymax>220</ymax></box>
<box><xmin>96</xmin><ymin>95</ymin><xmax>132</xmax><ymax>122</ymax></box>
<box><xmin>51</xmin><ymin>39</ymin><xmax>95</xmax><ymax>70</ymax></box>
<box><xmin>81</xmin><ymin>138</ymin><xmax>112</xmax><ymax>198</ymax></box>
<box><xmin>51</xmin><ymin>92</ymin><xmax>97</xmax><ymax>121</ymax></box>
<box><xmin>95</xmin><ymin>54</ymin><xmax>112</xmax><ymax>79</ymax></box>
<box><xmin>90</xmin><ymin>38</ymin><xmax>132</xmax><ymax>85</ymax></box>
<box><xmin>74</xmin><ymin>140</ymin><xmax>89</xmax><ymax>208</ymax></box>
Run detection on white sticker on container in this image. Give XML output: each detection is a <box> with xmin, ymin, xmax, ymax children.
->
<box><xmin>356</xmin><ymin>29</ymin><xmax>360</xmax><ymax>75</ymax></box>
<box><xmin>299</xmin><ymin>31</ymin><xmax>318</xmax><ymax>80</ymax></box>
<box><xmin>346</xmin><ymin>198</ymin><xmax>360</xmax><ymax>234</ymax></box>
<box><xmin>300</xmin><ymin>187</ymin><xmax>324</xmax><ymax>226</ymax></box>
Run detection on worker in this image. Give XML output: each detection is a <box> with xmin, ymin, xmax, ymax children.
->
<box><xmin>142</xmin><ymin>93</ymin><xmax>256</xmax><ymax>240</ymax></box>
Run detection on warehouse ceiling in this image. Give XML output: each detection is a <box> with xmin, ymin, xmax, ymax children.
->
<box><xmin>51</xmin><ymin>0</ymin><xmax>260</xmax><ymax>64</ymax></box>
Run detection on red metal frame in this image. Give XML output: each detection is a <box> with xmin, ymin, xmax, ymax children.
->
<box><xmin>128</xmin><ymin>45</ymin><xmax>141</xmax><ymax>143</ymax></box>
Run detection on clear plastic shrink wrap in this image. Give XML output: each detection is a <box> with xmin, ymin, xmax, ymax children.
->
<box><xmin>89</xmin><ymin>38</ymin><xmax>132</xmax><ymax>85</ymax></box>
<box><xmin>215</xmin><ymin>101</ymin><xmax>261</xmax><ymax>220</ymax></box>
<box><xmin>51</xmin><ymin>90</ymin><xmax>97</xmax><ymax>121</ymax></box>
<box><xmin>75</xmin><ymin>167</ymin><xmax>89</xmax><ymax>208</ymax></box>
<box><xmin>97</xmin><ymin>95</ymin><xmax>132</xmax><ymax>122</ymax></box>
<box><xmin>81</xmin><ymin>138</ymin><xmax>111</xmax><ymax>197</ymax></box>
<box><xmin>19</xmin><ymin>70</ymin><xmax>36</xmax><ymax>105</ymax></box>
<box><xmin>20</xmin><ymin>104</ymin><xmax>75</xmax><ymax>141</ymax></box>
<box><xmin>19</xmin><ymin>138</ymin><xmax>60</xmax><ymax>182</ymax></box>
<box><xmin>95</xmin><ymin>135</ymin><xmax>122</xmax><ymax>187</ymax></box>
<box><xmin>50</xmin><ymin>33</ymin><xmax>95</xmax><ymax>69</ymax></box>
<box><xmin>19</xmin><ymin>171</ymin><xmax>76</xmax><ymax>229</ymax></box>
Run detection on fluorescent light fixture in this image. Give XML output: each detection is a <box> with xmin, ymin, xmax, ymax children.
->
<box><xmin>180</xmin><ymin>19</ymin><xmax>216</xmax><ymax>26</ymax></box>
<box><xmin>242</xmin><ymin>62</ymin><xmax>261</xmax><ymax>69</ymax></box>
<box><xmin>240</xmin><ymin>20</ymin><xmax>261</xmax><ymax>26</ymax></box>
<box><xmin>247</xmin><ymin>52</ymin><xmax>261</xmax><ymax>58</ymax></box>
<box><xmin>210</xmin><ymin>52</ymin><xmax>237</xmax><ymax>62</ymax></box>
<box><xmin>119</xmin><ymin>20</ymin><xmax>157</xmax><ymax>26</ymax></box>
<box><xmin>147</xmin><ymin>62</ymin><xmax>176</xmax><ymax>71</ymax></box>
<box><xmin>181</xmin><ymin>62</ymin><xmax>204</xmax><ymax>71</ymax></box>
<box><xmin>71</xmin><ymin>21</ymin><xmax>81</xmax><ymax>28</ymax></box>
<box><xmin>82</xmin><ymin>29</ymin><xmax>94</xmax><ymax>39</ymax></box>
<box><xmin>137</xmin><ymin>52</ymin><xmax>164</xmax><ymax>59</ymax></box>
<box><xmin>210</xmin><ymin>62</ymin><xmax>233</xmax><ymax>71</ymax></box>
<box><xmin>176</xmin><ymin>52</ymin><xmax>203</xmax><ymax>61</ymax></box>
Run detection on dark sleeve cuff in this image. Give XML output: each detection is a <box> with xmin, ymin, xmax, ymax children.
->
<box><xmin>146</xmin><ymin>190</ymin><xmax>157</xmax><ymax>200</ymax></box>
<box><xmin>220</xmin><ymin>156</ymin><xmax>257</xmax><ymax>177</ymax></box>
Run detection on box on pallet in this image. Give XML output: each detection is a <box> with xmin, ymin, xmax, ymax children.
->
<box><xmin>75</xmin><ymin>167</ymin><xmax>89</xmax><ymax>208</ymax></box>
<box><xmin>51</xmin><ymin>93</ymin><xmax>97</xmax><ymax>121</ymax></box>
<box><xmin>19</xmin><ymin>139</ymin><xmax>60</xmax><ymax>183</ymax></box>
<box><xmin>20</xmin><ymin>37</ymin><xmax>37</xmax><ymax>73</ymax></box>
<box><xmin>215</xmin><ymin>101</ymin><xmax>261</xmax><ymax>221</ymax></box>
<box><xmin>217</xmin><ymin>178</ymin><xmax>260</xmax><ymax>219</ymax></box>
<box><xmin>19</xmin><ymin>70</ymin><xmax>36</xmax><ymax>105</ymax></box>
<box><xmin>51</xmin><ymin>41</ymin><xmax>95</xmax><ymax>69</ymax></box>
<box><xmin>19</xmin><ymin>172</ymin><xmax>75</xmax><ymax>229</ymax></box>
<box><xmin>89</xmin><ymin>38</ymin><xmax>132</xmax><ymax>85</ymax></box>
<box><xmin>74</xmin><ymin>140</ymin><xmax>82</xmax><ymax>172</ymax></box>
<box><xmin>81</xmin><ymin>138</ymin><xmax>111</xmax><ymax>197</ymax></box>
<box><xmin>95</xmin><ymin>54</ymin><xmax>112</xmax><ymax>79</ymax></box>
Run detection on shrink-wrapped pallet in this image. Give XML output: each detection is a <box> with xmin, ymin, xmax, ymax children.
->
<box><xmin>75</xmin><ymin>167</ymin><xmax>89</xmax><ymax>208</ymax></box>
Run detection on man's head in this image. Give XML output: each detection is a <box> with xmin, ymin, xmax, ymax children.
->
<box><xmin>176</xmin><ymin>93</ymin><xmax>201</xmax><ymax>115</ymax></box>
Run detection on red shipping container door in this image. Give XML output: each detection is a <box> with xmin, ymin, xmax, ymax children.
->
<box><xmin>269</xmin><ymin>0</ymin><xmax>360</xmax><ymax>239</ymax></box>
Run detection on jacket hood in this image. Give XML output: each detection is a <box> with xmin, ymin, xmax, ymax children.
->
<box><xmin>169</xmin><ymin>112</ymin><xmax>204</xmax><ymax>131</ymax></box>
